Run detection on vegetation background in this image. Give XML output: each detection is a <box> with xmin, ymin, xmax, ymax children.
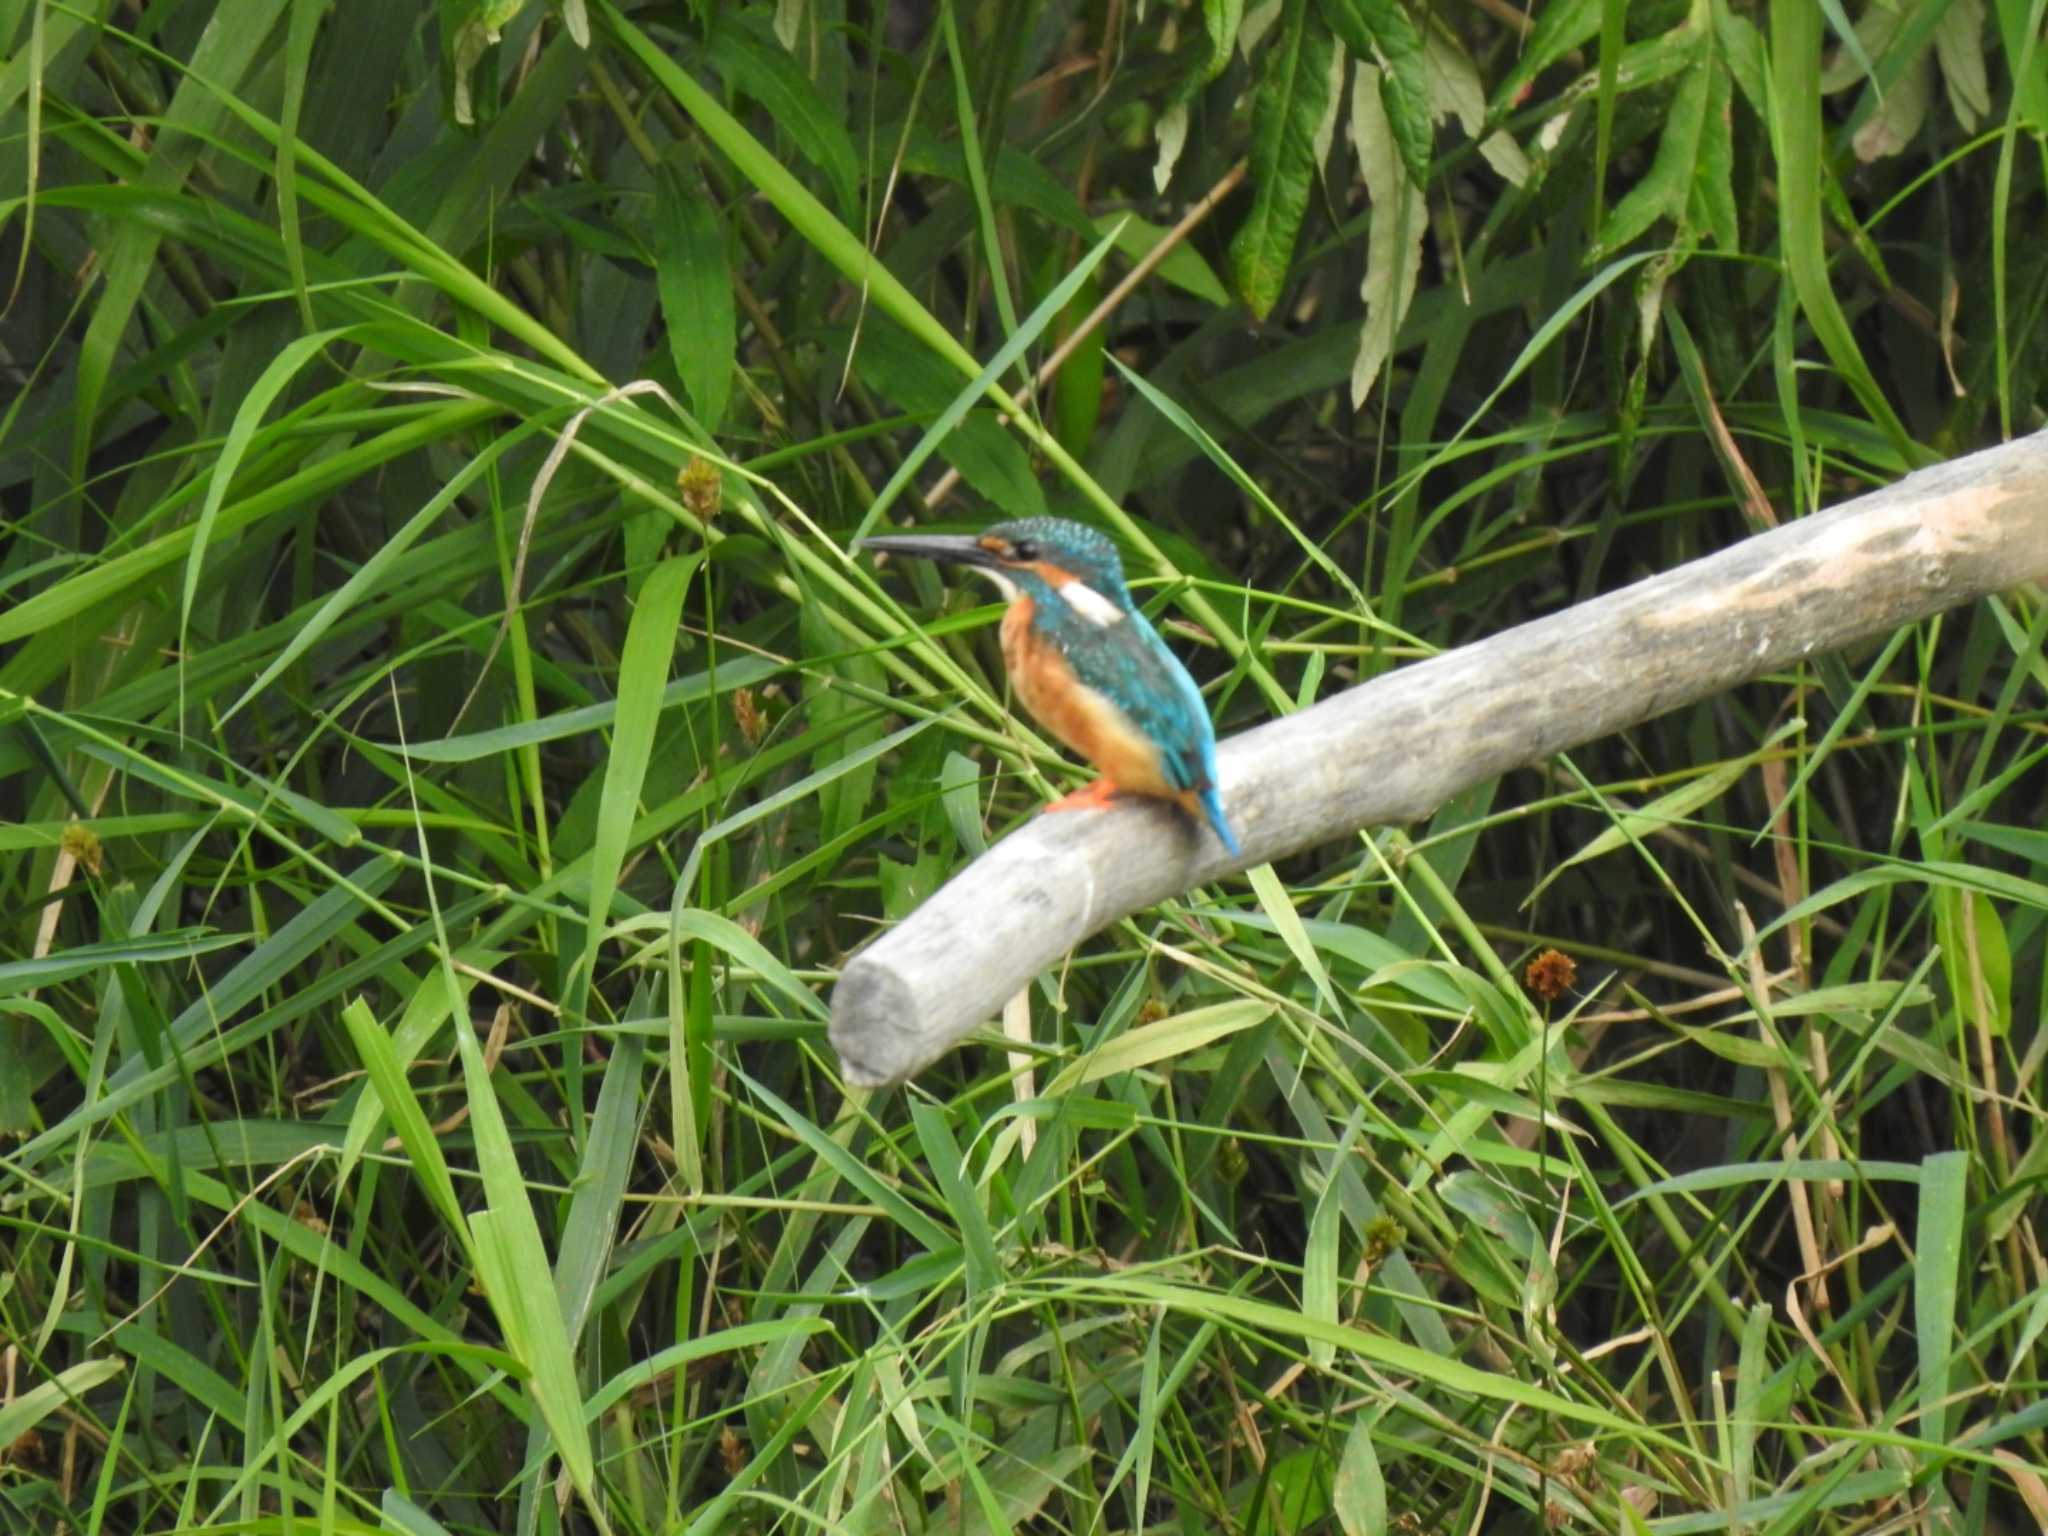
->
<box><xmin>4</xmin><ymin>0</ymin><xmax>2047</xmax><ymax>1531</ymax></box>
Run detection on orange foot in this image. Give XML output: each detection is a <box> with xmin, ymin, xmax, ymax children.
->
<box><xmin>1043</xmin><ymin>778</ymin><xmax>1123</xmax><ymax>814</ymax></box>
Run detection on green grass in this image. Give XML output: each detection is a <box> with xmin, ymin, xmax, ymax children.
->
<box><xmin>4</xmin><ymin>1</ymin><xmax>2048</xmax><ymax>1532</ymax></box>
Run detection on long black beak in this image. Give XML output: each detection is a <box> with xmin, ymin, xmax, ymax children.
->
<box><xmin>857</xmin><ymin>532</ymin><xmax>1002</xmax><ymax>570</ymax></box>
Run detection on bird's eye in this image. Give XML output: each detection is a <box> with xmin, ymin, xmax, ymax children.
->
<box><xmin>1010</xmin><ymin>539</ymin><xmax>1038</xmax><ymax>561</ymax></box>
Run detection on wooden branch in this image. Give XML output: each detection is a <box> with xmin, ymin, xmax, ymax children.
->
<box><xmin>830</xmin><ymin>432</ymin><xmax>2048</xmax><ymax>1087</ymax></box>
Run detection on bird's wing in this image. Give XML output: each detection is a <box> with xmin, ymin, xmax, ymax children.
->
<box><xmin>1051</xmin><ymin>609</ymin><xmax>1220</xmax><ymax>795</ymax></box>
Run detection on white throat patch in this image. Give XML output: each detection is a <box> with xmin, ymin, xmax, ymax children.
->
<box><xmin>1059</xmin><ymin>579</ymin><xmax>1125</xmax><ymax>627</ymax></box>
<box><xmin>970</xmin><ymin>567</ymin><xmax>1021</xmax><ymax>602</ymax></box>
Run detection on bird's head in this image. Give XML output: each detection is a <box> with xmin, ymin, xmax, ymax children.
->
<box><xmin>860</xmin><ymin>517</ymin><xmax>1133</xmax><ymax>627</ymax></box>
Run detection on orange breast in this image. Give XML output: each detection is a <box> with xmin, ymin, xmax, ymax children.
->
<box><xmin>1000</xmin><ymin>599</ymin><xmax>1175</xmax><ymax>798</ymax></box>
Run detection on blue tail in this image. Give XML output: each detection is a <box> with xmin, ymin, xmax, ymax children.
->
<box><xmin>1200</xmin><ymin>787</ymin><xmax>1242</xmax><ymax>857</ymax></box>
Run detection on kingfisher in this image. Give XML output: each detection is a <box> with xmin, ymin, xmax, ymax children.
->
<box><xmin>860</xmin><ymin>516</ymin><xmax>1242</xmax><ymax>856</ymax></box>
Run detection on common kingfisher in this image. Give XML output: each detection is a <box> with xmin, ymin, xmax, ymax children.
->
<box><xmin>861</xmin><ymin>516</ymin><xmax>1242</xmax><ymax>856</ymax></box>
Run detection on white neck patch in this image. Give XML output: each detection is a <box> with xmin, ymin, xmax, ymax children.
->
<box><xmin>1059</xmin><ymin>578</ymin><xmax>1125</xmax><ymax>627</ymax></box>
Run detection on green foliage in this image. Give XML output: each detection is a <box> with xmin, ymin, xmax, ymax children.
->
<box><xmin>4</xmin><ymin>0</ymin><xmax>2048</xmax><ymax>1532</ymax></box>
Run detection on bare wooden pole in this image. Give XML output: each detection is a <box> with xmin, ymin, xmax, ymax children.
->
<box><xmin>830</xmin><ymin>432</ymin><xmax>2048</xmax><ymax>1088</ymax></box>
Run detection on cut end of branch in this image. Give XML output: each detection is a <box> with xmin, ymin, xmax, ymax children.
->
<box><xmin>828</xmin><ymin>958</ymin><xmax>927</xmax><ymax>1088</ymax></box>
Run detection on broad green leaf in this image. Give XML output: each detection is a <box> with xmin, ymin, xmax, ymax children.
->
<box><xmin>911</xmin><ymin>1102</ymin><xmax>999</xmax><ymax>1294</ymax></box>
<box><xmin>1332</xmin><ymin>1416</ymin><xmax>1387</xmax><ymax>1536</ymax></box>
<box><xmin>441</xmin><ymin>0</ymin><xmax>527</xmax><ymax>125</ymax></box>
<box><xmin>656</xmin><ymin>165</ymin><xmax>736</xmax><ymax>431</ymax></box>
<box><xmin>1054</xmin><ymin>1273</ymin><xmax>1683</xmax><ymax>1447</ymax></box>
<box><xmin>1731</xmin><ymin>1300</ymin><xmax>1774</xmax><ymax>1513</ymax></box>
<box><xmin>1492</xmin><ymin>0</ymin><xmax>1600</xmax><ymax>114</ymax></box>
<box><xmin>706</xmin><ymin>11</ymin><xmax>860</xmax><ymax>220</ymax></box>
<box><xmin>1421</xmin><ymin>32</ymin><xmax>1529</xmax><ymax>186</ymax></box>
<box><xmin>1591</xmin><ymin>28</ymin><xmax>1709</xmax><ymax>258</ymax></box>
<box><xmin>1533</xmin><ymin>747</ymin><xmax>1759</xmax><ymax>901</ymax></box>
<box><xmin>1153</xmin><ymin>99</ymin><xmax>1191</xmax><ymax>192</ymax></box>
<box><xmin>939</xmin><ymin>752</ymin><xmax>987</xmax><ymax>857</ymax></box>
<box><xmin>109</xmin><ymin>1325</ymin><xmax>242</xmax><ymax>1427</ymax></box>
<box><xmin>0</xmin><ymin>1359</ymin><xmax>126</xmax><ymax>1449</ymax></box>
<box><xmin>901</xmin><ymin>134</ymin><xmax>1095</xmax><ymax>238</ymax></box>
<box><xmin>1319</xmin><ymin>0</ymin><xmax>1432</xmax><ymax>184</ymax></box>
<box><xmin>1247</xmin><ymin>860</ymin><xmax>1342</xmax><ymax>1015</ymax></box>
<box><xmin>1992</xmin><ymin>0</ymin><xmax>2047</xmax><ymax>129</ymax></box>
<box><xmin>1914</xmin><ymin>1151</ymin><xmax>1968</xmax><ymax>1444</ymax></box>
<box><xmin>1045</xmin><ymin>1000</ymin><xmax>1275</xmax><ymax>1092</ymax></box>
<box><xmin>1095</xmin><ymin>211</ymin><xmax>1231</xmax><ymax>307</ymax></box>
<box><xmin>1050</xmin><ymin>268</ymin><xmax>1107</xmax><ymax>457</ymax></box>
<box><xmin>1688</xmin><ymin>59</ymin><xmax>1739</xmax><ymax>249</ymax></box>
<box><xmin>554</xmin><ymin>1027</ymin><xmax>643</xmax><ymax>1344</ymax></box>
<box><xmin>842</xmin><ymin>322</ymin><xmax>1046</xmax><ymax>522</ymax></box>
<box><xmin>733</xmin><ymin>1066</ymin><xmax>952</xmax><ymax>1252</ymax></box>
<box><xmin>1938</xmin><ymin>887</ymin><xmax>2012</xmax><ymax>1038</ymax></box>
<box><xmin>1302</xmin><ymin>1116</ymin><xmax>1358</xmax><ymax>1371</ymax></box>
<box><xmin>939</xmin><ymin>1</ymin><xmax>1021</xmax><ymax>344</ymax></box>
<box><xmin>336</xmin><ymin>961</ymin><xmax>477</xmax><ymax>1174</ymax></box>
<box><xmin>627</xmin><ymin>907</ymin><xmax>829</xmax><ymax>1021</ymax></box>
<box><xmin>1437</xmin><ymin>1169</ymin><xmax>1542</xmax><ymax>1260</ymax></box>
<box><xmin>1347</xmin><ymin>60</ymin><xmax>1426</xmax><ymax>407</ymax></box>
<box><xmin>934</xmin><ymin>415</ymin><xmax>1047</xmax><ymax>522</ymax></box>
<box><xmin>180</xmin><ymin>327</ymin><xmax>351</xmax><ymax>693</ymax></box>
<box><xmin>1851</xmin><ymin>46</ymin><xmax>1933</xmax><ymax>162</ymax></box>
<box><xmin>338</xmin><ymin>997</ymin><xmax>466</xmax><ymax>1235</ymax></box>
<box><xmin>1770</xmin><ymin>2</ymin><xmax>1920</xmax><ymax>463</ymax></box>
<box><xmin>1203</xmin><ymin>0</ymin><xmax>1245</xmax><ymax>78</ymax></box>
<box><xmin>575</xmin><ymin>553</ymin><xmax>701</xmax><ymax>1014</ymax></box>
<box><xmin>1754</xmin><ymin>860</ymin><xmax>2048</xmax><ymax>957</ymax></box>
<box><xmin>1232</xmin><ymin>0</ymin><xmax>1335</xmax><ymax>319</ymax></box>
<box><xmin>1715</xmin><ymin>2</ymin><xmax>1770</xmax><ymax>116</ymax></box>
<box><xmin>1129</xmin><ymin>1318</ymin><xmax>1169</xmax><ymax>1519</ymax></box>
<box><xmin>457</xmin><ymin>1026</ymin><xmax>601</xmax><ymax>1510</ymax></box>
<box><xmin>1953</xmin><ymin>818</ymin><xmax>2048</xmax><ymax>865</ymax></box>
<box><xmin>584</xmin><ymin>1319</ymin><xmax>832</xmax><ymax>1421</ymax></box>
<box><xmin>0</xmin><ymin>930</ymin><xmax>247</xmax><ymax>997</ymax></box>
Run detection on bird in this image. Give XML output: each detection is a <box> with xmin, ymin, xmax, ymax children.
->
<box><xmin>859</xmin><ymin>516</ymin><xmax>1242</xmax><ymax>857</ymax></box>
